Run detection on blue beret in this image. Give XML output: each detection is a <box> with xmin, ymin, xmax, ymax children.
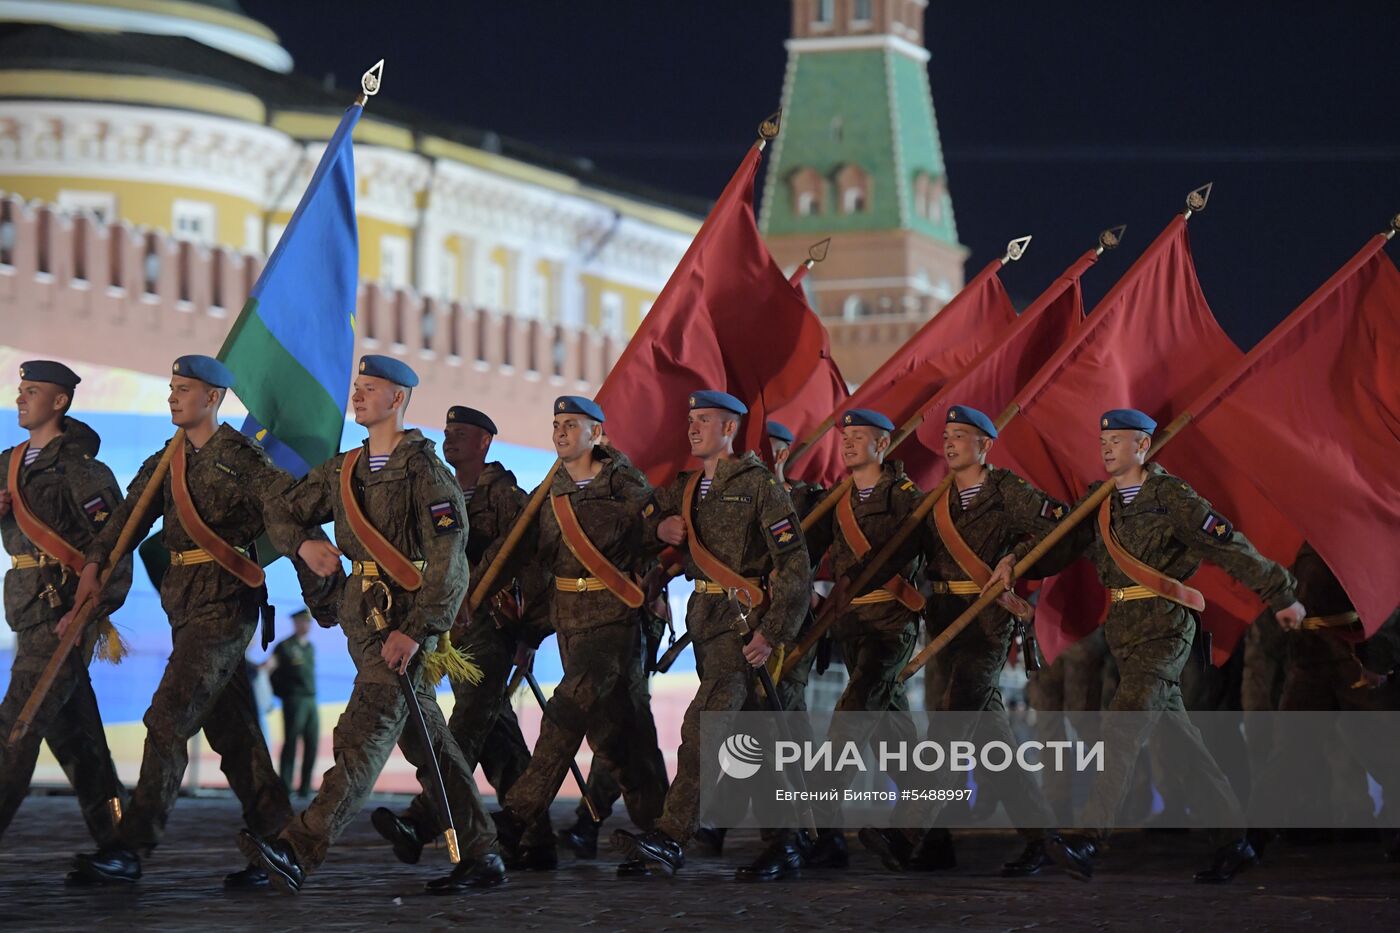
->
<box><xmin>18</xmin><ymin>360</ymin><xmax>80</xmax><ymax>390</ymax></box>
<box><xmin>945</xmin><ymin>405</ymin><xmax>997</xmax><ymax>438</ymax></box>
<box><xmin>554</xmin><ymin>395</ymin><xmax>605</xmax><ymax>423</ymax></box>
<box><xmin>1100</xmin><ymin>408</ymin><xmax>1157</xmax><ymax>434</ymax></box>
<box><xmin>172</xmin><ymin>355</ymin><xmax>235</xmax><ymax>389</ymax></box>
<box><xmin>766</xmin><ymin>420</ymin><xmax>795</xmax><ymax>445</ymax></box>
<box><xmin>447</xmin><ymin>406</ymin><xmax>498</xmax><ymax>435</ymax></box>
<box><xmin>358</xmin><ymin>354</ymin><xmax>419</xmax><ymax>387</ymax></box>
<box><xmin>841</xmin><ymin>408</ymin><xmax>895</xmax><ymax>433</ymax></box>
<box><xmin>689</xmin><ymin>390</ymin><xmax>747</xmax><ymax>416</ymax></box>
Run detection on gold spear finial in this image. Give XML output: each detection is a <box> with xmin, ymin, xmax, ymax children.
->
<box><xmin>757</xmin><ymin>110</ymin><xmax>782</xmax><ymax>150</ymax></box>
<box><xmin>806</xmin><ymin>237</ymin><xmax>832</xmax><ymax>267</ymax></box>
<box><xmin>1001</xmin><ymin>235</ymin><xmax>1032</xmax><ymax>264</ymax></box>
<box><xmin>1387</xmin><ymin>214</ymin><xmax>1400</xmax><ymax>240</ymax></box>
<box><xmin>1097</xmin><ymin>224</ymin><xmax>1128</xmax><ymax>256</ymax></box>
<box><xmin>357</xmin><ymin>59</ymin><xmax>384</xmax><ymax>106</ymax></box>
<box><xmin>1183</xmin><ymin>182</ymin><xmax>1213</xmax><ymax>220</ymax></box>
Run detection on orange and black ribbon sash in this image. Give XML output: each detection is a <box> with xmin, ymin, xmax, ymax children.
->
<box><xmin>835</xmin><ymin>488</ymin><xmax>924</xmax><ymax>612</ymax></box>
<box><xmin>681</xmin><ymin>471</ymin><xmax>766</xmax><ymax>610</ymax></box>
<box><xmin>6</xmin><ymin>441</ymin><xmax>85</xmax><ymax>571</ymax></box>
<box><xmin>170</xmin><ymin>439</ymin><xmax>264</xmax><ymax>588</ymax></box>
<box><xmin>1096</xmin><ymin>495</ymin><xmax>1205</xmax><ymax>611</ymax></box>
<box><xmin>932</xmin><ymin>483</ymin><xmax>994</xmax><ymax>589</ymax></box>
<box><xmin>339</xmin><ymin>447</ymin><xmax>423</xmax><ymax>592</ymax></box>
<box><xmin>550</xmin><ymin>493</ymin><xmax>644</xmax><ymax>608</ymax></box>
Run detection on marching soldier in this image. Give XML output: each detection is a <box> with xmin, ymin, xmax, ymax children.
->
<box><xmin>373</xmin><ymin>405</ymin><xmax>558</xmax><ymax>871</ymax></box>
<box><xmin>860</xmin><ymin>405</ymin><xmax>1064</xmax><ymax>876</ymax></box>
<box><xmin>493</xmin><ymin>396</ymin><xmax>666</xmax><ymax>863</ymax></box>
<box><xmin>0</xmin><ymin>361</ymin><xmax>129</xmax><ymax>860</ymax></box>
<box><xmin>68</xmin><ymin>355</ymin><xmax>310</xmax><ymax>886</ymax></box>
<box><xmin>610</xmin><ymin>390</ymin><xmax>810</xmax><ymax>878</ymax></box>
<box><xmin>987</xmin><ymin>409</ymin><xmax>1305</xmax><ymax>884</ymax></box>
<box><xmin>241</xmin><ymin>355</ymin><xmax>503</xmax><ymax>894</ymax></box>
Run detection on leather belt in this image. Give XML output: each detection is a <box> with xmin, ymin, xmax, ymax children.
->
<box><xmin>10</xmin><ymin>552</ymin><xmax>59</xmax><ymax>570</ymax></box>
<box><xmin>929</xmin><ymin>580</ymin><xmax>981</xmax><ymax>596</ymax></box>
<box><xmin>170</xmin><ymin>546</ymin><xmax>250</xmax><ymax>567</ymax></box>
<box><xmin>850</xmin><ymin>590</ymin><xmax>898</xmax><ymax>606</ymax></box>
<box><xmin>351</xmin><ymin>559</ymin><xmax>426</xmax><ymax>577</ymax></box>
<box><xmin>556</xmin><ymin>576</ymin><xmax>610</xmax><ymax>594</ymax></box>
<box><xmin>694</xmin><ymin>579</ymin><xmax>762</xmax><ymax>597</ymax></box>
<box><xmin>1109</xmin><ymin>584</ymin><xmax>1159</xmax><ymax>603</ymax></box>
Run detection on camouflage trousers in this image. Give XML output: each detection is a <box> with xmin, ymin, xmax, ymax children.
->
<box><xmin>1077</xmin><ymin>602</ymin><xmax>1243</xmax><ymax>841</ymax></box>
<box><xmin>122</xmin><ymin>606</ymin><xmax>290</xmax><ymax>854</ymax></box>
<box><xmin>571</xmin><ymin>623</ymin><xmax>670</xmax><ymax>830</ymax></box>
<box><xmin>0</xmin><ymin>622</ymin><xmax>125</xmax><ymax>847</ymax></box>
<box><xmin>916</xmin><ymin>599</ymin><xmax>1055</xmax><ymax>840</ymax></box>
<box><xmin>405</xmin><ymin>619</ymin><xmax>553</xmax><ymax>847</ymax></box>
<box><xmin>282</xmin><ymin>632</ymin><xmax>497</xmax><ymax>873</ymax></box>
<box><xmin>654</xmin><ymin>595</ymin><xmax>758</xmax><ymax>843</ymax></box>
<box><xmin>1026</xmin><ymin>625</ymin><xmax>1110</xmax><ymax>823</ymax></box>
<box><xmin>505</xmin><ymin>617</ymin><xmax>663</xmax><ymax>829</ymax></box>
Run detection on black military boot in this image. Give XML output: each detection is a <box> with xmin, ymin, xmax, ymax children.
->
<box><xmin>734</xmin><ymin>832</ymin><xmax>806</xmax><ymax>882</ymax></box>
<box><xmin>490</xmin><ymin>809</ymin><xmax>528</xmax><ymax>866</ymax></box>
<box><xmin>616</xmin><ymin>857</ymin><xmax>655</xmax><ymax>878</ymax></box>
<box><xmin>236</xmin><ymin>830</ymin><xmax>304</xmax><ymax>894</ymax></box>
<box><xmin>1193</xmin><ymin>838</ymin><xmax>1257</xmax><ymax>884</ymax></box>
<box><xmin>805</xmin><ymin>828</ymin><xmax>849</xmax><ymax>868</ymax></box>
<box><xmin>612</xmin><ymin>828</ymin><xmax>685</xmax><ymax>877</ymax></box>
<box><xmin>505</xmin><ymin>842</ymin><xmax>559</xmax><ymax>872</ymax></box>
<box><xmin>371</xmin><ymin>807</ymin><xmax>425</xmax><ymax>865</ymax></box>
<box><xmin>425</xmin><ymin>853</ymin><xmax>507</xmax><ymax>894</ymax></box>
<box><xmin>71</xmin><ymin>846</ymin><xmax>141</xmax><ymax>884</ymax></box>
<box><xmin>223</xmin><ymin>863</ymin><xmax>270</xmax><ymax>889</ymax></box>
<box><xmin>857</xmin><ymin>827</ymin><xmax>913</xmax><ymax>872</ymax></box>
<box><xmin>690</xmin><ymin>825</ymin><xmax>726</xmax><ymax>857</ymax></box>
<box><xmin>908</xmin><ymin>828</ymin><xmax>956</xmax><ymax>871</ymax></box>
<box><xmin>557</xmin><ymin>814</ymin><xmax>599</xmax><ymax>859</ymax></box>
<box><xmin>1046</xmin><ymin>833</ymin><xmax>1098</xmax><ymax>882</ymax></box>
<box><xmin>1245</xmin><ymin>827</ymin><xmax>1275</xmax><ymax>861</ymax></box>
<box><xmin>1000</xmin><ymin>838</ymin><xmax>1050</xmax><ymax>877</ymax></box>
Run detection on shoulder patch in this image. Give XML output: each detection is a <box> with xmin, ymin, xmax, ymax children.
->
<box><xmin>768</xmin><ymin>515</ymin><xmax>797</xmax><ymax>547</ymax></box>
<box><xmin>82</xmin><ymin>493</ymin><xmax>113</xmax><ymax>529</ymax></box>
<box><xmin>1039</xmin><ymin>500</ymin><xmax>1067</xmax><ymax>522</ymax></box>
<box><xmin>1201</xmin><ymin>511</ymin><xmax>1233</xmax><ymax>540</ymax></box>
<box><xmin>429</xmin><ymin>500</ymin><xmax>463</xmax><ymax>535</ymax></box>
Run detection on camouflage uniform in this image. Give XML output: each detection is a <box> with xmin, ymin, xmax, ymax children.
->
<box><xmin>1025</xmin><ymin>625</ymin><xmax>1110</xmax><ymax>823</ymax></box>
<box><xmin>642</xmin><ymin>451</ymin><xmax>810</xmax><ymax>843</ymax></box>
<box><xmin>263</xmin><ymin>430</ymin><xmax>496</xmax><ymax>872</ymax></box>
<box><xmin>401</xmin><ymin>461</ymin><xmax>552</xmax><ymax>847</ymax></box>
<box><xmin>88</xmin><ymin>424</ymin><xmax>298</xmax><ymax>854</ymax></box>
<box><xmin>1039</xmin><ymin>463</ymin><xmax>1297</xmax><ymax>838</ymax></box>
<box><xmin>0</xmin><ymin>418</ymin><xmax>130</xmax><ymax>846</ymax></box>
<box><xmin>504</xmin><ymin>446</ymin><xmax>667</xmax><ymax>828</ymax></box>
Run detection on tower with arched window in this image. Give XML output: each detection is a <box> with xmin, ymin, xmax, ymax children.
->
<box><xmin>760</xmin><ymin>0</ymin><xmax>967</xmax><ymax>382</ymax></box>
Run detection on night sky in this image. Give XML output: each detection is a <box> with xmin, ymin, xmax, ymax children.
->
<box><xmin>239</xmin><ymin>0</ymin><xmax>1400</xmax><ymax>348</ymax></box>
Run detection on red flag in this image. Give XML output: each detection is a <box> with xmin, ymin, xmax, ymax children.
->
<box><xmin>768</xmin><ymin>320</ymin><xmax>849</xmax><ymax>488</ymax></box>
<box><xmin>844</xmin><ymin>261</ymin><xmax>1017</xmax><ymax>425</ymax></box>
<box><xmin>901</xmin><ymin>249</ymin><xmax>1095</xmax><ymax>488</ymax></box>
<box><xmin>1011</xmin><ymin>218</ymin><xmax>1301</xmax><ymax>663</ymax></box>
<box><xmin>1184</xmin><ymin>236</ymin><xmax>1400</xmax><ymax>635</ymax></box>
<box><xmin>596</xmin><ymin>144</ymin><xmax>823</xmax><ymax>485</ymax></box>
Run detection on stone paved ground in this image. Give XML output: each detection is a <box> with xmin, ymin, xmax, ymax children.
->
<box><xmin>3</xmin><ymin>793</ymin><xmax>1398</xmax><ymax>932</ymax></box>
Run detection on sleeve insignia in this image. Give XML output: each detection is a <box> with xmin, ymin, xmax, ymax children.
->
<box><xmin>82</xmin><ymin>494</ymin><xmax>111</xmax><ymax>528</ymax></box>
<box><xmin>429</xmin><ymin>500</ymin><xmax>462</xmax><ymax>535</ymax></box>
<box><xmin>768</xmin><ymin>516</ymin><xmax>797</xmax><ymax>546</ymax></box>
<box><xmin>1201</xmin><ymin>512</ymin><xmax>1232</xmax><ymax>539</ymax></box>
<box><xmin>1039</xmin><ymin>500</ymin><xmax>1067</xmax><ymax>521</ymax></box>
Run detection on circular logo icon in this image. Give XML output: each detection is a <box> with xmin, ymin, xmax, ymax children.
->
<box><xmin>717</xmin><ymin>733</ymin><xmax>764</xmax><ymax>780</ymax></box>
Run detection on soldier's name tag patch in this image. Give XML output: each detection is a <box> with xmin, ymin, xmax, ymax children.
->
<box><xmin>1039</xmin><ymin>500</ymin><xmax>1066</xmax><ymax>521</ymax></box>
<box><xmin>215</xmin><ymin>461</ymin><xmax>239</xmax><ymax>477</ymax></box>
<box><xmin>82</xmin><ymin>495</ymin><xmax>111</xmax><ymax>528</ymax></box>
<box><xmin>429</xmin><ymin>500</ymin><xmax>462</xmax><ymax>534</ymax></box>
<box><xmin>1201</xmin><ymin>512</ymin><xmax>1232</xmax><ymax>539</ymax></box>
<box><xmin>720</xmin><ymin>494</ymin><xmax>752</xmax><ymax>504</ymax></box>
<box><xmin>768</xmin><ymin>516</ymin><xmax>797</xmax><ymax>547</ymax></box>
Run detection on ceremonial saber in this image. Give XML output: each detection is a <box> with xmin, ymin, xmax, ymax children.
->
<box><xmin>521</xmin><ymin>668</ymin><xmax>603</xmax><ymax>824</ymax></box>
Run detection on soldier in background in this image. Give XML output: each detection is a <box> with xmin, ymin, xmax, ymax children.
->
<box><xmin>0</xmin><ymin>361</ymin><xmax>130</xmax><ymax>863</ymax></box>
<box><xmin>264</xmin><ymin>608</ymin><xmax>319</xmax><ymax>798</ymax></box>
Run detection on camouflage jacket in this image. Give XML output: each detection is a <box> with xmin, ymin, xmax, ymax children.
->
<box><xmin>805</xmin><ymin>460</ymin><xmax>924</xmax><ymax>597</ymax></box>
<box><xmin>786</xmin><ymin>480</ymin><xmax>827</xmax><ymax>523</ymax></box>
<box><xmin>88</xmin><ymin>423</ymin><xmax>292</xmax><ymax>627</ymax></box>
<box><xmin>924</xmin><ymin>465</ymin><xmax>1071</xmax><ymax>582</ymax></box>
<box><xmin>645</xmin><ymin>451</ymin><xmax>811</xmax><ymax>646</ymax></box>
<box><xmin>265</xmin><ymin>429</ymin><xmax>468</xmax><ymax>646</ymax></box>
<box><xmin>1047</xmin><ymin>464</ymin><xmax>1297</xmax><ymax>612</ymax></box>
<box><xmin>1287</xmin><ymin>543</ymin><xmax>1400</xmax><ymax>675</ymax></box>
<box><xmin>535</xmin><ymin>445</ymin><xmax>651</xmax><ymax>633</ymax></box>
<box><xmin>460</xmin><ymin>459</ymin><xmax>548</xmax><ymax>646</ymax></box>
<box><xmin>2</xmin><ymin>418</ymin><xmax>132</xmax><ymax>631</ymax></box>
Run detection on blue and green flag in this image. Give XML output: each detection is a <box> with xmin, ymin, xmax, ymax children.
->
<box><xmin>218</xmin><ymin>103</ymin><xmax>362</xmax><ymax>476</ymax></box>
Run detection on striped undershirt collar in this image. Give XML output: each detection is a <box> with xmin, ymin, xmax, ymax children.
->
<box><xmin>23</xmin><ymin>445</ymin><xmax>42</xmax><ymax>466</ymax></box>
<box><xmin>958</xmin><ymin>484</ymin><xmax>982</xmax><ymax>507</ymax></box>
<box><xmin>1118</xmin><ymin>483</ymin><xmax>1144</xmax><ymax>504</ymax></box>
<box><xmin>367</xmin><ymin>453</ymin><xmax>391</xmax><ymax>472</ymax></box>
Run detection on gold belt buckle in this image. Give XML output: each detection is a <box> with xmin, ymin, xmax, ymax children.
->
<box><xmin>575</xmin><ymin>577</ymin><xmax>589</xmax><ymax>593</ymax></box>
<box><xmin>1110</xmin><ymin>587</ymin><xmax>1125</xmax><ymax>603</ymax></box>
